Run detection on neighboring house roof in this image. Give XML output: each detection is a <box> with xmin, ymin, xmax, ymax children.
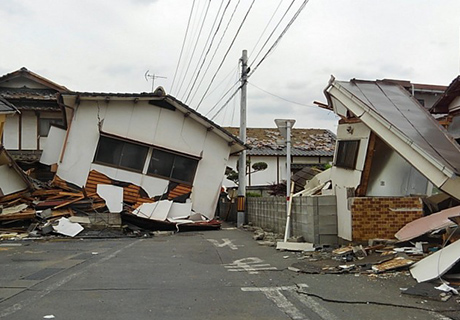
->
<box><xmin>383</xmin><ymin>79</ymin><xmax>447</xmax><ymax>93</ymax></box>
<box><xmin>0</xmin><ymin>67</ymin><xmax>69</xmax><ymax>92</ymax></box>
<box><xmin>430</xmin><ymin>75</ymin><xmax>460</xmax><ymax>114</ymax></box>
<box><xmin>325</xmin><ymin>77</ymin><xmax>460</xmax><ymax>199</ymax></box>
<box><xmin>0</xmin><ymin>67</ymin><xmax>69</xmax><ymax>112</ymax></box>
<box><xmin>225</xmin><ymin>127</ymin><xmax>336</xmax><ymax>157</ymax></box>
<box><xmin>60</xmin><ymin>89</ymin><xmax>245</xmax><ymax>153</ymax></box>
<box><xmin>0</xmin><ymin>96</ymin><xmax>18</xmax><ymax>114</ymax></box>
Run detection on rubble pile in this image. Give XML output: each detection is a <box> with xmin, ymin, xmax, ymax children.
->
<box><xmin>0</xmin><ymin>178</ymin><xmax>113</xmax><ymax>239</ymax></box>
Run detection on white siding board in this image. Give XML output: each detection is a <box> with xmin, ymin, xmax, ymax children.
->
<box><xmin>126</xmin><ymin>104</ymin><xmax>161</xmax><ymax>144</ymax></box>
<box><xmin>57</xmin><ymin>105</ymin><xmax>102</xmax><ymax>187</ymax></box>
<box><xmin>101</xmin><ymin>101</ymin><xmax>132</xmax><ymax>138</ymax></box>
<box><xmin>0</xmin><ymin>164</ymin><xmax>28</xmax><ymax>195</ymax></box>
<box><xmin>40</xmin><ymin>126</ymin><xmax>66</xmax><ymax>165</ymax></box>
<box><xmin>192</xmin><ymin>131</ymin><xmax>229</xmax><ymax>218</ymax></box>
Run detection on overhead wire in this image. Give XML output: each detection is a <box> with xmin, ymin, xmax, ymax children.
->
<box><xmin>176</xmin><ymin>0</ymin><xmax>212</xmax><ymax>99</ymax></box>
<box><xmin>184</xmin><ymin>0</ymin><xmax>233</xmax><ymax>104</ymax></box>
<box><xmin>249</xmin><ymin>0</ymin><xmax>294</xmax><ymax>68</ymax></box>
<box><xmin>205</xmin><ymin>79</ymin><xmax>240</xmax><ymax>117</ymax></box>
<box><xmin>188</xmin><ymin>0</ymin><xmax>242</xmax><ymax>107</ymax></box>
<box><xmin>171</xmin><ymin>0</ymin><xmax>196</xmax><ymax>94</ymax></box>
<box><xmin>249</xmin><ymin>0</ymin><xmax>310</xmax><ymax>79</ymax></box>
<box><xmin>195</xmin><ymin>0</ymin><xmax>255</xmax><ymax>111</ymax></box>
<box><xmin>249</xmin><ymin>81</ymin><xmax>317</xmax><ymax>108</ymax></box>
<box><xmin>210</xmin><ymin>85</ymin><xmax>242</xmax><ymax>120</ymax></box>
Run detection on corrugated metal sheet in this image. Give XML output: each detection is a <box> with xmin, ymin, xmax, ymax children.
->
<box><xmin>337</xmin><ymin>80</ymin><xmax>460</xmax><ymax>174</ymax></box>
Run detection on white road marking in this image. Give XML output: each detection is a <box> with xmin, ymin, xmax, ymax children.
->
<box><xmin>296</xmin><ymin>294</ymin><xmax>339</xmax><ymax>320</ymax></box>
<box><xmin>224</xmin><ymin>257</ymin><xmax>277</xmax><ymax>274</ymax></box>
<box><xmin>207</xmin><ymin>238</ymin><xmax>240</xmax><ymax>250</ymax></box>
<box><xmin>242</xmin><ymin>284</ymin><xmax>311</xmax><ymax>320</ymax></box>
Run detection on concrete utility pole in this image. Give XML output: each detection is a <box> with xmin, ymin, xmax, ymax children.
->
<box><xmin>237</xmin><ymin>50</ymin><xmax>248</xmax><ymax>228</ymax></box>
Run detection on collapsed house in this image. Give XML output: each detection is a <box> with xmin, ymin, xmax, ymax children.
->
<box><xmin>0</xmin><ymin>67</ymin><xmax>69</xmax><ymax>180</ymax></box>
<box><xmin>38</xmin><ymin>87</ymin><xmax>245</xmax><ymax>229</ymax></box>
<box><xmin>308</xmin><ymin>77</ymin><xmax>460</xmax><ymax>242</ymax></box>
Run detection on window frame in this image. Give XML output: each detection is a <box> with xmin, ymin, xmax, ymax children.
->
<box><xmin>93</xmin><ymin>135</ymin><xmax>149</xmax><ymax>173</ymax></box>
<box><xmin>93</xmin><ymin>133</ymin><xmax>200</xmax><ymax>185</ymax></box>
<box><xmin>334</xmin><ymin>140</ymin><xmax>360</xmax><ymax>170</ymax></box>
<box><xmin>147</xmin><ymin>147</ymin><xmax>199</xmax><ymax>185</ymax></box>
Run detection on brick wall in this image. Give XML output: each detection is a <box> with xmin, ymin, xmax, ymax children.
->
<box><xmin>351</xmin><ymin>197</ymin><xmax>423</xmax><ymax>241</ymax></box>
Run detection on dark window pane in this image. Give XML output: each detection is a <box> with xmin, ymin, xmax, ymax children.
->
<box><xmin>39</xmin><ymin>118</ymin><xmax>64</xmax><ymax>137</ymax></box>
<box><xmin>148</xmin><ymin>149</ymin><xmax>174</xmax><ymax>178</ymax></box>
<box><xmin>95</xmin><ymin>136</ymin><xmax>123</xmax><ymax>166</ymax></box>
<box><xmin>335</xmin><ymin>140</ymin><xmax>360</xmax><ymax>169</ymax></box>
<box><xmin>172</xmin><ymin>156</ymin><xmax>198</xmax><ymax>183</ymax></box>
<box><xmin>120</xmin><ymin>142</ymin><xmax>148</xmax><ymax>171</ymax></box>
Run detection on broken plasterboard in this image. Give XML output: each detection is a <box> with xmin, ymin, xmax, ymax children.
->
<box><xmin>276</xmin><ymin>242</ymin><xmax>315</xmax><ymax>252</ymax></box>
<box><xmin>97</xmin><ymin>184</ymin><xmax>124</xmax><ymax>213</ymax></box>
<box><xmin>132</xmin><ymin>200</ymin><xmax>172</xmax><ymax>221</ymax></box>
<box><xmin>410</xmin><ymin>239</ymin><xmax>460</xmax><ymax>283</ymax></box>
<box><xmin>395</xmin><ymin>205</ymin><xmax>460</xmax><ymax>241</ymax></box>
<box><xmin>167</xmin><ymin>202</ymin><xmax>192</xmax><ymax>220</ymax></box>
<box><xmin>53</xmin><ymin>217</ymin><xmax>84</xmax><ymax>237</ymax></box>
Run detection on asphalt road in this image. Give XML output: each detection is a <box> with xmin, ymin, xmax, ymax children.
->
<box><xmin>0</xmin><ymin>225</ymin><xmax>458</xmax><ymax>320</ymax></box>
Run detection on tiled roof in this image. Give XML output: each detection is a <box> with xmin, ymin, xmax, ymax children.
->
<box><xmin>225</xmin><ymin>127</ymin><xmax>336</xmax><ymax>157</ymax></box>
<box><xmin>0</xmin><ymin>87</ymin><xmax>59</xmax><ymax>100</ymax></box>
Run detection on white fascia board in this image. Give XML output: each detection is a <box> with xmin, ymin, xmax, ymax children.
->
<box><xmin>327</xmin><ymin>83</ymin><xmax>456</xmax><ymax>187</ymax></box>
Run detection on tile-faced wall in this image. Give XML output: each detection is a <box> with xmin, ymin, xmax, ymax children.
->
<box><xmin>351</xmin><ymin>197</ymin><xmax>423</xmax><ymax>241</ymax></box>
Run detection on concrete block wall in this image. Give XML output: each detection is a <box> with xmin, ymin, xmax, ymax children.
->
<box><xmin>247</xmin><ymin>195</ymin><xmax>338</xmax><ymax>244</ymax></box>
<box><xmin>350</xmin><ymin>196</ymin><xmax>423</xmax><ymax>241</ymax></box>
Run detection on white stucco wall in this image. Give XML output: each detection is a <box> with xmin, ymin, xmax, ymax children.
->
<box><xmin>366</xmin><ymin>142</ymin><xmax>429</xmax><ymax>196</ymax></box>
<box><xmin>331</xmin><ymin>122</ymin><xmax>371</xmax><ymax>241</ymax></box>
<box><xmin>3</xmin><ymin>114</ymin><xmax>19</xmax><ymax>149</ymax></box>
<box><xmin>55</xmin><ymin>98</ymin><xmax>232</xmax><ymax>218</ymax></box>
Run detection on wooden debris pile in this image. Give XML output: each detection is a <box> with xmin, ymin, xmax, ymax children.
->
<box><xmin>0</xmin><ymin>177</ymin><xmax>107</xmax><ymax>238</ymax></box>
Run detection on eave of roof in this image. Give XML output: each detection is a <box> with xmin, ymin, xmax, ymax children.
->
<box><xmin>60</xmin><ymin>90</ymin><xmax>245</xmax><ymax>151</ymax></box>
<box><xmin>0</xmin><ymin>67</ymin><xmax>69</xmax><ymax>92</ymax></box>
<box><xmin>430</xmin><ymin>76</ymin><xmax>460</xmax><ymax>114</ymax></box>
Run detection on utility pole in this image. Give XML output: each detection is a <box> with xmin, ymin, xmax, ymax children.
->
<box><xmin>237</xmin><ymin>50</ymin><xmax>248</xmax><ymax>228</ymax></box>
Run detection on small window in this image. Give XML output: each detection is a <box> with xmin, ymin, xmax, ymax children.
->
<box><xmin>94</xmin><ymin>136</ymin><xmax>148</xmax><ymax>172</ymax></box>
<box><xmin>39</xmin><ymin>118</ymin><xmax>64</xmax><ymax>137</ymax></box>
<box><xmin>148</xmin><ymin>149</ymin><xmax>198</xmax><ymax>184</ymax></box>
<box><xmin>335</xmin><ymin>140</ymin><xmax>360</xmax><ymax>170</ymax></box>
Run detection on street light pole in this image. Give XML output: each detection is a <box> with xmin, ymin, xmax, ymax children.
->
<box><xmin>275</xmin><ymin>119</ymin><xmax>296</xmax><ymax>241</ymax></box>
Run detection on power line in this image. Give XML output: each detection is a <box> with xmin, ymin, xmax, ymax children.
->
<box><xmin>188</xmin><ymin>0</ymin><xmax>242</xmax><ymax>106</ymax></box>
<box><xmin>176</xmin><ymin>0</ymin><xmax>212</xmax><ymax>98</ymax></box>
<box><xmin>183</xmin><ymin>0</ymin><xmax>231</xmax><ymax>104</ymax></box>
<box><xmin>249</xmin><ymin>81</ymin><xmax>317</xmax><ymax>108</ymax></box>
<box><xmin>249</xmin><ymin>0</ymin><xmax>310</xmax><ymax>78</ymax></box>
<box><xmin>195</xmin><ymin>0</ymin><xmax>256</xmax><ymax>111</ymax></box>
<box><xmin>210</xmin><ymin>85</ymin><xmax>242</xmax><ymax>120</ymax></box>
<box><xmin>171</xmin><ymin>0</ymin><xmax>196</xmax><ymax>94</ymax></box>
<box><xmin>249</xmin><ymin>0</ymin><xmax>295</xmax><ymax>68</ymax></box>
<box><xmin>205</xmin><ymin>79</ymin><xmax>240</xmax><ymax>117</ymax></box>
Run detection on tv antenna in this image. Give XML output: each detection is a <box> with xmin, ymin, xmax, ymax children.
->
<box><xmin>145</xmin><ymin>70</ymin><xmax>167</xmax><ymax>92</ymax></box>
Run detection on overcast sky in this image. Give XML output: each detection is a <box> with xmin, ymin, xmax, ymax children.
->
<box><xmin>1</xmin><ymin>0</ymin><xmax>459</xmax><ymax>133</ymax></box>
